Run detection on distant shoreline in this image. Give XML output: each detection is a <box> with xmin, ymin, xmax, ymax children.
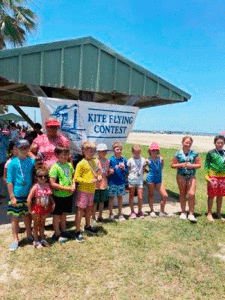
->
<box><xmin>132</xmin><ymin>130</ymin><xmax>218</xmax><ymax>137</ymax></box>
<box><xmin>128</xmin><ymin>132</ymin><xmax>215</xmax><ymax>152</ymax></box>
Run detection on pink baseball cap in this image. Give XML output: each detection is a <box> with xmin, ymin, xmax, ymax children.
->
<box><xmin>45</xmin><ymin>118</ymin><xmax>60</xmax><ymax>127</ymax></box>
<box><xmin>149</xmin><ymin>142</ymin><xmax>160</xmax><ymax>151</ymax></box>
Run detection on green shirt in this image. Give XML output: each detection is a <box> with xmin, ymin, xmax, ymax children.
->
<box><xmin>49</xmin><ymin>162</ymin><xmax>74</xmax><ymax>197</ymax></box>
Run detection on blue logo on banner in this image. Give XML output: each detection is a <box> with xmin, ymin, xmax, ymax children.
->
<box><xmin>51</xmin><ymin>104</ymin><xmax>85</xmax><ymax>141</ymax></box>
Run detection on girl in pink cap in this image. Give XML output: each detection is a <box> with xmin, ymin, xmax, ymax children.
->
<box><xmin>146</xmin><ymin>142</ymin><xmax>168</xmax><ymax>217</ymax></box>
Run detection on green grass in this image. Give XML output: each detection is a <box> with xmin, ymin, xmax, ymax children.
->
<box><xmin>0</xmin><ymin>145</ymin><xmax>225</xmax><ymax>299</ymax></box>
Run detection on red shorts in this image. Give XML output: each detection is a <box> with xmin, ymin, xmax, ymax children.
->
<box><xmin>207</xmin><ymin>176</ymin><xmax>225</xmax><ymax>197</ymax></box>
<box><xmin>32</xmin><ymin>203</ymin><xmax>53</xmax><ymax>216</ymax></box>
<box><xmin>76</xmin><ymin>191</ymin><xmax>94</xmax><ymax>209</ymax></box>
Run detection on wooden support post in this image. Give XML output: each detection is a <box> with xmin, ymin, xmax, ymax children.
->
<box><xmin>13</xmin><ymin>106</ymin><xmax>35</xmax><ymax>127</ymax></box>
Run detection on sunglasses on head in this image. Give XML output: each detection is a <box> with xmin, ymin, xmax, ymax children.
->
<box><xmin>37</xmin><ymin>174</ymin><xmax>48</xmax><ymax>179</ymax></box>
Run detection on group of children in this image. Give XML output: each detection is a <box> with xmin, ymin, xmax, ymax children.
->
<box><xmin>5</xmin><ymin>135</ymin><xmax>225</xmax><ymax>251</ymax></box>
<box><xmin>6</xmin><ymin>138</ymin><xmax>169</xmax><ymax>251</ymax></box>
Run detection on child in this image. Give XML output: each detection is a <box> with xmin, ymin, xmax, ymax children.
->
<box><xmin>7</xmin><ymin>139</ymin><xmax>35</xmax><ymax>251</ymax></box>
<box><xmin>74</xmin><ymin>141</ymin><xmax>100</xmax><ymax>242</ymax></box>
<box><xmin>27</xmin><ymin>165</ymin><xmax>55</xmax><ymax>249</ymax></box>
<box><xmin>171</xmin><ymin>136</ymin><xmax>201</xmax><ymax>222</ymax></box>
<box><xmin>146</xmin><ymin>142</ymin><xmax>168</xmax><ymax>217</ymax></box>
<box><xmin>3</xmin><ymin>141</ymin><xmax>18</xmax><ymax>185</ymax></box>
<box><xmin>93</xmin><ymin>143</ymin><xmax>111</xmax><ymax>222</ymax></box>
<box><xmin>127</xmin><ymin>144</ymin><xmax>146</xmax><ymax>219</ymax></box>
<box><xmin>205</xmin><ymin>135</ymin><xmax>225</xmax><ymax>222</ymax></box>
<box><xmin>108</xmin><ymin>141</ymin><xmax>128</xmax><ymax>222</ymax></box>
<box><xmin>49</xmin><ymin>147</ymin><xmax>75</xmax><ymax>243</ymax></box>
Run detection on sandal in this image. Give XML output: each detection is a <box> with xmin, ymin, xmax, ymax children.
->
<box><xmin>34</xmin><ymin>242</ymin><xmax>43</xmax><ymax>249</ymax></box>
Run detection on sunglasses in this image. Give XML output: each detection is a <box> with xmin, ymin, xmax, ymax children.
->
<box><xmin>37</xmin><ymin>175</ymin><xmax>48</xmax><ymax>179</ymax></box>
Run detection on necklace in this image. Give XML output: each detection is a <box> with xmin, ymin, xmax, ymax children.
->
<box><xmin>18</xmin><ymin>158</ymin><xmax>27</xmax><ymax>186</ymax></box>
<box><xmin>57</xmin><ymin>163</ymin><xmax>72</xmax><ymax>184</ymax></box>
<box><xmin>215</xmin><ymin>149</ymin><xmax>225</xmax><ymax>163</ymax></box>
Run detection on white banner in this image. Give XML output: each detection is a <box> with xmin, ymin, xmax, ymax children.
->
<box><xmin>38</xmin><ymin>97</ymin><xmax>139</xmax><ymax>154</ymax></box>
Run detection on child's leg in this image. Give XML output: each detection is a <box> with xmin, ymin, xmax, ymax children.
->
<box><xmin>11</xmin><ymin>216</ymin><xmax>19</xmax><ymax>242</ymax></box>
<box><xmin>75</xmin><ymin>207</ymin><xmax>83</xmax><ymax>232</ymax></box>
<box><xmin>207</xmin><ymin>196</ymin><xmax>214</xmax><ymax>221</ymax></box>
<box><xmin>137</xmin><ymin>187</ymin><xmax>143</xmax><ymax>213</ymax></box>
<box><xmin>24</xmin><ymin>214</ymin><xmax>32</xmax><ymax>237</ymax></box>
<box><xmin>129</xmin><ymin>187</ymin><xmax>135</xmax><ymax>214</ymax></box>
<box><xmin>32</xmin><ymin>214</ymin><xmax>40</xmax><ymax>242</ymax></box>
<box><xmin>216</xmin><ymin>196</ymin><xmax>223</xmax><ymax>215</ymax></box>
<box><xmin>117</xmin><ymin>195</ymin><xmax>123</xmax><ymax>216</ymax></box>
<box><xmin>40</xmin><ymin>215</ymin><xmax>46</xmax><ymax>240</ymax></box>
<box><xmin>60</xmin><ymin>213</ymin><xmax>67</xmax><ymax>233</ymax></box>
<box><xmin>85</xmin><ymin>206</ymin><xmax>92</xmax><ymax>227</ymax></box>
<box><xmin>98</xmin><ymin>203</ymin><xmax>104</xmax><ymax>219</ymax></box>
<box><xmin>177</xmin><ymin>175</ymin><xmax>188</xmax><ymax>213</ymax></box>
<box><xmin>147</xmin><ymin>183</ymin><xmax>155</xmax><ymax>212</ymax></box>
<box><xmin>186</xmin><ymin>177</ymin><xmax>196</xmax><ymax>215</ymax></box>
<box><xmin>53</xmin><ymin>215</ymin><xmax>61</xmax><ymax>236</ymax></box>
<box><xmin>92</xmin><ymin>203</ymin><xmax>97</xmax><ymax>220</ymax></box>
<box><xmin>108</xmin><ymin>196</ymin><xmax>114</xmax><ymax>216</ymax></box>
<box><xmin>156</xmin><ymin>183</ymin><xmax>168</xmax><ymax>213</ymax></box>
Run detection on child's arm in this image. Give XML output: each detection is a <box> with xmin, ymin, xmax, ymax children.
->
<box><xmin>171</xmin><ymin>157</ymin><xmax>187</xmax><ymax>169</ymax></box>
<box><xmin>3</xmin><ymin>165</ymin><xmax>7</xmax><ymax>185</ymax></box>
<box><xmin>7</xmin><ymin>183</ymin><xmax>17</xmax><ymax>206</ymax></box>
<box><xmin>186</xmin><ymin>156</ymin><xmax>201</xmax><ymax>170</ymax></box>
<box><xmin>161</xmin><ymin>157</ymin><xmax>164</xmax><ymax>169</ymax></box>
<box><xmin>49</xmin><ymin>177</ymin><xmax>76</xmax><ymax>193</ymax></box>
<box><xmin>204</xmin><ymin>152</ymin><xmax>212</xmax><ymax>182</ymax></box>
<box><xmin>49</xmin><ymin>195</ymin><xmax>55</xmax><ymax>211</ymax></box>
<box><xmin>27</xmin><ymin>185</ymin><xmax>36</xmax><ymax>213</ymax></box>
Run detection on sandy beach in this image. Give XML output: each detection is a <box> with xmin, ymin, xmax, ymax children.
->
<box><xmin>127</xmin><ymin>132</ymin><xmax>214</xmax><ymax>152</ymax></box>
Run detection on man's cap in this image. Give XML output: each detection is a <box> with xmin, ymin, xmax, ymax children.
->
<box><xmin>45</xmin><ymin>118</ymin><xmax>60</xmax><ymax>127</ymax></box>
<box><xmin>149</xmin><ymin>142</ymin><xmax>160</xmax><ymax>151</ymax></box>
<box><xmin>17</xmin><ymin>139</ymin><xmax>30</xmax><ymax>149</ymax></box>
<box><xmin>97</xmin><ymin>143</ymin><xmax>108</xmax><ymax>151</ymax></box>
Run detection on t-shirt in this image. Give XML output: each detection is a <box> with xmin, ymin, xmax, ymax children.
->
<box><xmin>174</xmin><ymin>149</ymin><xmax>198</xmax><ymax>177</ymax></box>
<box><xmin>108</xmin><ymin>156</ymin><xmax>128</xmax><ymax>186</ymax></box>
<box><xmin>95</xmin><ymin>158</ymin><xmax>110</xmax><ymax>190</ymax></box>
<box><xmin>74</xmin><ymin>158</ymin><xmax>98</xmax><ymax>194</ymax></box>
<box><xmin>7</xmin><ymin>156</ymin><xmax>35</xmax><ymax>197</ymax></box>
<box><xmin>128</xmin><ymin>156</ymin><xmax>146</xmax><ymax>185</ymax></box>
<box><xmin>49</xmin><ymin>162</ymin><xmax>74</xmax><ymax>197</ymax></box>
<box><xmin>33</xmin><ymin>133</ymin><xmax>70</xmax><ymax>167</ymax></box>
<box><xmin>205</xmin><ymin>149</ymin><xmax>225</xmax><ymax>179</ymax></box>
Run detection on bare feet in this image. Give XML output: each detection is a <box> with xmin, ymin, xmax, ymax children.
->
<box><xmin>207</xmin><ymin>213</ymin><xmax>214</xmax><ymax>222</ymax></box>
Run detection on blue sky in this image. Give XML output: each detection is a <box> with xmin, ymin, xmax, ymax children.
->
<box><xmin>8</xmin><ymin>0</ymin><xmax>225</xmax><ymax>134</ymax></box>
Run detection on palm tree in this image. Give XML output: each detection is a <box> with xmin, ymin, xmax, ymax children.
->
<box><xmin>0</xmin><ymin>0</ymin><xmax>36</xmax><ymax>49</ymax></box>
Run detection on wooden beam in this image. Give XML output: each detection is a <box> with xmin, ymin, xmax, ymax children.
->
<box><xmin>13</xmin><ymin>106</ymin><xmax>35</xmax><ymax>127</ymax></box>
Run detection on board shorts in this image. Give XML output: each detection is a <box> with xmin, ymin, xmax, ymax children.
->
<box><xmin>76</xmin><ymin>191</ymin><xmax>94</xmax><ymax>208</ymax></box>
<box><xmin>108</xmin><ymin>183</ymin><xmax>126</xmax><ymax>197</ymax></box>
<box><xmin>207</xmin><ymin>176</ymin><xmax>225</xmax><ymax>197</ymax></box>
<box><xmin>52</xmin><ymin>194</ymin><xmax>73</xmax><ymax>215</ymax></box>
<box><xmin>94</xmin><ymin>189</ymin><xmax>108</xmax><ymax>203</ymax></box>
<box><xmin>7</xmin><ymin>197</ymin><xmax>29</xmax><ymax>217</ymax></box>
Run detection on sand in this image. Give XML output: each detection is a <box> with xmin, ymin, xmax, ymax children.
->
<box><xmin>127</xmin><ymin>132</ymin><xmax>215</xmax><ymax>152</ymax></box>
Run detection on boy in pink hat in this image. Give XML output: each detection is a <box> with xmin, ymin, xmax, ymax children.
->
<box><xmin>146</xmin><ymin>142</ymin><xmax>169</xmax><ymax>217</ymax></box>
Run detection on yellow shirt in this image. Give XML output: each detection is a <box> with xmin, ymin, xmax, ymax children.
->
<box><xmin>74</xmin><ymin>158</ymin><xmax>97</xmax><ymax>194</ymax></box>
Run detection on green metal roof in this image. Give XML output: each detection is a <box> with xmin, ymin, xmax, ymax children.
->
<box><xmin>0</xmin><ymin>36</ymin><xmax>191</xmax><ymax>108</ymax></box>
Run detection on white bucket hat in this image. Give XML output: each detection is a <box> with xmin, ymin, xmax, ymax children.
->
<box><xmin>96</xmin><ymin>143</ymin><xmax>108</xmax><ymax>151</ymax></box>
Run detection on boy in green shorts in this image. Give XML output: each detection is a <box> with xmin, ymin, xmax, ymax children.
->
<box><xmin>49</xmin><ymin>147</ymin><xmax>75</xmax><ymax>242</ymax></box>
